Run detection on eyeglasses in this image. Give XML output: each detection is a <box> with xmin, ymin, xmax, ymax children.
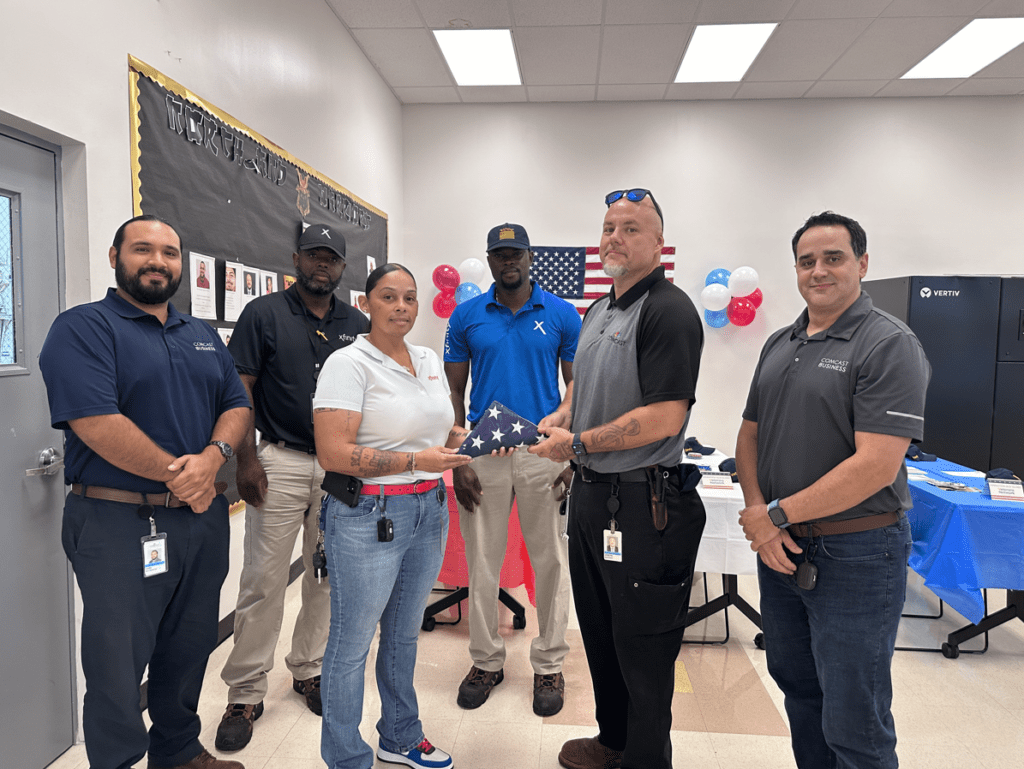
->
<box><xmin>604</xmin><ymin>188</ymin><xmax>664</xmax><ymax>226</ymax></box>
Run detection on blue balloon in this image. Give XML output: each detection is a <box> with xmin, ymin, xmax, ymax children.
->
<box><xmin>705</xmin><ymin>308</ymin><xmax>730</xmax><ymax>328</ymax></box>
<box><xmin>705</xmin><ymin>268</ymin><xmax>731</xmax><ymax>287</ymax></box>
<box><xmin>455</xmin><ymin>282</ymin><xmax>482</xmax><ymax>304</ymax></box>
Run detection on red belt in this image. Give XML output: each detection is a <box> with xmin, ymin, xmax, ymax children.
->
<box><xmin>361</xmin><ymin>479</ymin><xmax>440</xmax><ymax>496</ymax></box>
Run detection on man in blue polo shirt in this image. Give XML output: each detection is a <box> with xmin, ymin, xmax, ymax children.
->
<box><xmin>444</xmin><ymin>222</ymin><xmax>581</xmax><ymax>716</ymax></box>
<box><xmin>40</xmin><ymin>215</ymin><xmax>251</xmax><ymax>769</ymax></box>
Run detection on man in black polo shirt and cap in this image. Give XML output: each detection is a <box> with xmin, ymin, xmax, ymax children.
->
<box><xmin>736</xmin><ymin>211</ymin><xmax>930</xmax><ymax>769</ymax></box>
<box><xmin>531</xmin><ymin>189</ymin><xmax>706</xmax><ymax>769</ymax></box>
<box><xmin>216</xmin><ymin>224</ymin><xmax>368</xmax><ymax>750</ymax></box>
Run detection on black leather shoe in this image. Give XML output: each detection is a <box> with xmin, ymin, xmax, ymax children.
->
<box><xmin>533</xmin><ymin>672</ymin><xmax>565</xmax><ymax>716</ymax></box>
<box><xmin>456</xmin><ymin>666</ymin><xmax>504</xmax><ymax>709</ymax></box>
<box><xmin>214</xmin><ymin>701</ymin><xmax>263</xmax><ymax>752</ymax></box>
<box><xmin>293</xmin><ymin>675</ymin><xmax>322</xmax><ymax>716</ymax></box>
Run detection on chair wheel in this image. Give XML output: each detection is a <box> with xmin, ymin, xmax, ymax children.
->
<box><xmin>941</xmin><ymin>642</ymin><xmax>959</xmax><ymax>659</ymax></box>
<box><xmin>754</xmin><ymin>632</ymin><xmax>765</xmax><ymax>650</ymax></box>
<box><xmin>512</xmin><ymin>615</ymin><xmax>526</xmax><ymax>630</ymax></box>
<box><xmin>421</xmin><ymin>616</ymin><xmax>436</xmax><ymax>632</ymax></box>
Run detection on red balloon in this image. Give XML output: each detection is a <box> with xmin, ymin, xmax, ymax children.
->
<box><xmin>433</xmin><ymin>292</ymin><xmax>457</xmax><ymax>319</ymax></box>
<box><xmin>727</xmin><ymin>297</ymin><xmax>756</xmax><ymax>327</ymax></box>
<box><xmin>432</xmin><ymin>264</ymin><xmax>461</xmax><ymax>291</ymax></box>
<box><xmin>742</xmin><ymin>288</ymin><xmax>763</xmax><ymax>309</ymax></box>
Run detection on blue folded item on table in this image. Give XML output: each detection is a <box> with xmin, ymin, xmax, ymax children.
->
<box><xmin>684</xmin><ymin>436</ymin><xmax>716</xmax><ymax>455</ymax></box>
<box><xmin>456</xmin><ymin>401</ymin><xmax>541</xmax><ymax>457</ymax></box>
<box><xmin>906</xmin><ymin>443</ymin><xmax>936</xmax><ymax>462</ymax></box>
<box><xmin>717</xmin><ymin>457</ymin><xmax>738</xmax><ymax>482</ymax></box>
<box><xmin>985</xmin><ymin>467</ymin><xmax>1021</xmax><ymax>481</ymax></box>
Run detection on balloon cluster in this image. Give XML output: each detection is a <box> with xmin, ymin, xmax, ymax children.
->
<box><xmin>700</xmin><ymin>267</ymin><xmax>763</xmax><ymax>328</ymax></box>
<box><xmin>432</xmin><ymin>258</ymin><xmax>490</xmax><ymax>318</ymax></box>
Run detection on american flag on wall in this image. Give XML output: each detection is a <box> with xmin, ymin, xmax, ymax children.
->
<box><xmin>532</xmin><ymin>246</ymin><xmax>676</xmax><ymax>315</ymax></box>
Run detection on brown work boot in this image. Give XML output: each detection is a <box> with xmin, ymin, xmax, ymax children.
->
<box><xmin>293</xmin><ymin>675</ymin><xmax>322</xmax><ymax>715</ymax></box>
<box><xmin>533</xmin><ymin>672</ymin><xmax>565</xmax><ymax>716</ymax></box>
<box><xmin>558</xmin><ymin>736</ymin><xmax>623</xmax><ymax>769</ymax></box>
<box><xmin>149</xmin><ymin>748</ymin><xmax>245</xmax><ymax>768</ymax></box>
<box><xmin>456</xmin><ymin>665</ymin><xmax>504</xmax><ymax>709</ymax></box>
<box><xmin>214</xmin><ymin>702</ymin><xmax>263</xmax><ymax>751</ymax></box>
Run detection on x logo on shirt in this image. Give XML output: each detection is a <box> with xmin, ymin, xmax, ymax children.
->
<box><xmin>534</xmin><ymin>321</ymin><xmax>546</xmax><ymax>335</ymax></box>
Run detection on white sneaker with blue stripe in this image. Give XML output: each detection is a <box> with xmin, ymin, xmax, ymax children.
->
<box><xmin>377</xmin><ymin>737</ymin><xmax>454</xmax><ymax>769</ymax></box>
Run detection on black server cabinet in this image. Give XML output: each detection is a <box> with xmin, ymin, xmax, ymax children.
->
<box><xmin>863</xmin><ymin>275</ymin><xmax>1023</xmax><ymax>475</ymax></box>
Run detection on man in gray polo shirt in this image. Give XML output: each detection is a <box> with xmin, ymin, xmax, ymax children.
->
<box><xmin>531</xmin><ymin>189</ymin><xmax>705</xmax><ymax>769</ymax></box>
<box><xmin>737</xmin><ymin>211</ymin><xmax>930</xmax><ymax>769</ymax></box>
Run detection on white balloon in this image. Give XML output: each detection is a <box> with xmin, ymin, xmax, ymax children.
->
<box><xmin>458</xmin><ymin>257</ymin><xmax>489</xmax><ymax>286</ymax></box>
<box><xmin>729</xmin><ymin>266</ymin><xmax>759</xmax><ymax>297</ymax></box>
<box><xmin>700</xmin><ymin>283</ymin><xmax>731</xmax><ymax>312</ymax></box>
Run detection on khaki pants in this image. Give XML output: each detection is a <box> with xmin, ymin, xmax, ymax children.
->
<box><xmin>220</xmin><ymin>442</ymin><xmax>329</xmax><ymax>703</ymax></box>
<box><xmin>459</xmin><ymin>451</ymin><xmax>571</xmax><ymax>675</ymax></box>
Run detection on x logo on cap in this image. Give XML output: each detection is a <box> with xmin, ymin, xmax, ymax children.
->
<box><xmin>321</xmin><ymin>228</ymin><xmax>331</xmax><ymax>238</ymax></box>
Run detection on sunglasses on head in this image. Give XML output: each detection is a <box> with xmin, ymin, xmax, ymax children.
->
<box><xmin>604</xmin><ymin>188</ymin><xmax>663</xmax><ymax>225</ymax></box>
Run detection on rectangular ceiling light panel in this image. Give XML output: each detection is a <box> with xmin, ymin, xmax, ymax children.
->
<box><xmin>903</xmin><ymin>18</ymin><xmax>1024</xmax><ymax>79</ymax></box>
<box><xmin>675</xmin><ymin>23</ymin><xmax>777</xmax><ymax>83</ymax></box>
<box><xmin>433</xmin><ymin>29</ymin><xmax>522</xmax><ymax>86</ymax></box>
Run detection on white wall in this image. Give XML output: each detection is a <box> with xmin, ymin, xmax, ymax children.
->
<box><xmin>402</xmin><ymin>96</ymin><xmax>1024</xmax><ymax>453</ymax></box>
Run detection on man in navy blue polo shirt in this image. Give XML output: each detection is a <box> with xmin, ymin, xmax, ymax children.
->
<box><xmin>216</xmin><ymin>224</ymin><xmax>368</xmax><ymax>750</ymax></box>
<box><xmin>40</xmin><ymin>215</ymin><xmax>251</xmax><ymax>769</ymax></box>
<box><xmin>444</xmin><ymin>223</ymin><xmax>580</xmax><ymax>716</ymax></box>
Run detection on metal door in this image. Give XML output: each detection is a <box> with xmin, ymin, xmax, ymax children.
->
<box><xmin>0</xmin><ymin>128</ymin><xmax>75</xmax><ymax>768</ymax></box>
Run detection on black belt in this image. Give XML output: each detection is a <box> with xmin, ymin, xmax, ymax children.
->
<box><xmin>266</xmin><ymin>438</ymin><xmax>316</xmax><ymax>455</ymax></box>
<box><xmin>573</xmin><ymin>463</ymin><xmax>649</xmax><ymax>483</ymax></box>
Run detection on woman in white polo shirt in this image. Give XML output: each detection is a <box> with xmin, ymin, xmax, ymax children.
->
<box><xmin>313</xmin><ymin>263</ymin><xmax>471</xmax><ymax>769</ymax></box>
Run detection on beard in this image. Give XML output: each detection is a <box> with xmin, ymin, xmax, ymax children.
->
<box><xmin>295</xmin><ymin>264</ymin><xmax>342</xmax><ymax>296</ymax></box>
<box><xmin>498</xmin><ymin>272</ymin><xmax>526</xmax><ymax>290</ymax></box>
<box><xmin>602</xmin><ymin>263</ymin><xmax>628</xmax><ymax>278</ymax></box>
<box><xmin>115</xmin><ymin>256</ymin><xmax>181</xmax><ymax>304</ymax></box>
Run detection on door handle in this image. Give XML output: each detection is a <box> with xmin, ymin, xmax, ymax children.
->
<box><xmin>26</xmin><ymin>446</ymin><xmax>64</xmax><ymax>477</ymax></box>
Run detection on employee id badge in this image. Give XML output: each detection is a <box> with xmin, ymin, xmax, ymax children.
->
<box><xmin>603</xmin><ymin>528</ymin><xmax>623</xmax><ymax>562</ymax></box>
<box><xmin>142</xmin><ymin>533</ymin><xmax>168</xmax><ymax>578</ymax></box>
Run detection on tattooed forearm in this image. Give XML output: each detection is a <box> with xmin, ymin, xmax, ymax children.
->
<box><xmin>448</xmin><ymin>427</ymin><xmax>469</xmax><ymax>441</ymax></box>
<box><xmin>348</xmin><ymin>445</ymin><xmax>416</xmax><ymax>477</ymax></box>
<box><xmin>588</xmin><ymin>419</ymin><xmax>642</xmax><ymax>451</ymax></box>
<box><xmin>548</xmin><ymin>442</ymin><xmax>575</xmax><ymax>462</ymax></box>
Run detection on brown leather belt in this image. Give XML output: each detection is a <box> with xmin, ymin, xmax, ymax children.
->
<box><xmin>787</xmin><ymin>510</ymin><xmax>901</xmax><ymax>538</ymax></box>
<box><xmin>70</xmin><ymin>482</ymin><xmax>228</xmax><ymax>509</ymax></box>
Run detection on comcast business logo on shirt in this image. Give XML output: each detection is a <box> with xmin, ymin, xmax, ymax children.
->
<box><xmin>919</xmin><ymin>286</ymin><xmax>959</xmax><ymax>298</ymax></box>
<box><xmin>818</xmin><ymin>357</ymin><xmax>848</xmax><ymax>373</ymax></box>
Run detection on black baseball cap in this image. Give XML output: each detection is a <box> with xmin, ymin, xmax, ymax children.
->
<box><xmin>298</xmin><ymin>224</ymin><xmax>346</xmax><ymax>259</ymax></box>
<box><xmin>487</xmin><ymin>223</ymin><xmax>531</xmax><ymax>252</ymax></box>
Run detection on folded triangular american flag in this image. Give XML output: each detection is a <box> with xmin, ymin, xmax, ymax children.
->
<box><xmin>456</xmin><ymin>401</ymin><xmax>541</xmax><ymax>457</ymax></box>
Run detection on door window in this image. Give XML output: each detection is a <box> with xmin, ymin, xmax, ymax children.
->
<box><xmin>0</xmin><ymin>195</ymin><xmax>14</xmax><ymax>365</ymax></box>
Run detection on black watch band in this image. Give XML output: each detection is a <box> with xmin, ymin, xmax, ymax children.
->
<box><xmin>572</xmin><ymin>433</ymin><xmax>588</xmax><ymax>459</ymax></box>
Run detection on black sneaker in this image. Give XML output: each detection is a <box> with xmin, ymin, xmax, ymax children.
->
<box><xmin>533</xmin><ymin>672</ymin><xmax>565</xmax><ymax>716</ymax></box>
<box><xmin>293</xmin><ymin>675</ymin><xmax>322</xmax><ymax>716</ymax></box>
<box><xmin>214</xmin><ymin>701</ymin><xmax>264</xmax><ymax>751</ymax></box>
<box><xmin>456</xmin><ymin>666</ymin><xmax>504</xmax><ymax>709</ymax></box>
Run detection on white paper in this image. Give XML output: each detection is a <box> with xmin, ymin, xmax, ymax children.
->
<box><xmin>190</xmin><ymin>252</ymin><xmax>216</xmax><ymax>319</ymax></box>
<box><xmin>351</xmin><ymin>290</ymin><xmax>368</xmax><ymax>317</ymax></box>
<box><xmin>944</xmin><ymin>471</ymin><xmax>986</xmax><ymax>478</ymax></box>
<box><xmin>224</xmin><ymin>261</ymin><xmax>244</xmax><ymax>322</ymax></box>
<box><xmin>241</xmin><ymin>268</ymin><xmax>259</xmax><ymax>309</ymax></box>
<box><xmin>260</xmin><ymin>271</ymin><xmax>278</xmax><ymax>296</ymax></box>
<box><xmin>216</xmin><ymin>327</ymin><xmax>233</xmax><ymax>346</ymax></box>
<box><xmin>367</xmin><ymin>256</ymin><xmax>377</xmax><ymax>277</ymax></box>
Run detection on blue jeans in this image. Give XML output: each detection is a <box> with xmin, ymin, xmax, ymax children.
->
<box><xmin>320</xmin><ymin>488</ymin><xmax>448</xmax><ymax>769</ymax></box>
<box><xmin>758</xmin><ymin>517</ymin><xmax>911</xmax><ymax>769</ymax></box>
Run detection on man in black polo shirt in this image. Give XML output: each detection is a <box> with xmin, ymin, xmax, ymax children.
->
<box><xmin>216</xmin><ymin>224</ymin><xmax>368</xmax><ymax>750</ymax></box>
<box><xmin>531</xmin><ymin>189</ymin><xmax>705</xmax><ymax>769</ymax></box>
<box><xmin>737</xmin><ymin>211</ymin><xmax>930</xmax><ymax>769</ymax></box>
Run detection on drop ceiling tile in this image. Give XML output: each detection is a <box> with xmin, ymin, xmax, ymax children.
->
<box><xmin>948</xmin><ymin>77</ymin><xmax>1024</xmax><ymax>94</ymax></box>
<box><xmin>875</xmin><ymin>78</ymin><xmax>964</xmax><ymax>96</ymax></box>
<box><xmin>973</xmin><ymin>41</ymin><xmax>1024</xmax><ymax>78</ymax></box>
<box><xmin>511</xmin><ymin>0</ymin><xmax>604</xmax><ymax>26</ymax></box>
<box><xmin>528</xmin><ymin>85</ymin><xmax>598</xmax><ymax>101</ymax></box>
<box><xmin>664</xmin><ymin>82</ymin><xmax>742</xmax><ymax>99</ymax></box>
<box><xmin>824</xmin><ymin>17</ymin><xmax>968</xmax><ymax>80</ymax></box>
<box><xmin>392</xmin><ymin>86</ymin><xmax>461</xmax><ymax>103</ymax></box>
<box><xmin>598</xmin><ymin>24</ymin><xmax>692</xmax><ymax>84</ymax></box>
<box><xmin>695</xmin><ymin>0</ymin><xmax>797</xmax><ymax>23</ymax></box>
<box><xmin>516</xmin><ymin>26</ymin><xmax>601</xmax><ymax>85</ymax></box>
<box><xmin>787</xmin><ymin>0</ymin><xmax>892</xmax><ymax>19</ymax></box>
<box><xmin>978</xmin><ymin>0</ymin><xmax>1024</xmax><ymax>17</ymax></box>
<box><xmin>597</xmin><ymin>84</ymin><xmax>669</xmax><ymax>101</ymax></box>
<box><xmin>882</xmin><ymin>0</ymin><xmax>989</xmax><ymax>16</ymax></box>
<box><xmin>350</xmin><ymin>28</ymin><xmax>453</xmax><ymax>87</ymax></box>
<box><xmin>734</xmin><ymin>81</ymin><xmax>814</xmax><ymax>98</ymax></box>
<box><xmin>457</xmin><ymin>85</ymin><xmax>529</xmax><ymax>102</ymax></box>
<box><xmin>745</xmin><ymin>18</ymin><xmax>872</xmax><ymax>81</ymax></box>
<box><xmin>804</xmin><ymin>79</ymin><xmax>888</xmax><ymax>97</ymax></box>
<box><xmin>604</xmin><ymin>0</ymin><xmax>700</xmax><ymax>25</ymax></box>
<box><xmin>325</xmin><ymin>0</ymin><xmax>422</xmax><ymax>28</ymax></box>
<box><xmin>415</xmin><ymin>0</ymin><xmax>511</xmax><ymax>29</ymax></box>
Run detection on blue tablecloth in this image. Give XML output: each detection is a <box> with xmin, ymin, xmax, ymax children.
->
<box><xmin>906</xmin><ymin>458</ymin><xmax>1024</xmax><ymax>624</ymax></box>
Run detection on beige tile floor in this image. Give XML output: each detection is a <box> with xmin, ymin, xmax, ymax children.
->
<box><xmin>48</xmin><ymin>571</ymin><xmax>1024</xmax><ymax>769</ymax></box>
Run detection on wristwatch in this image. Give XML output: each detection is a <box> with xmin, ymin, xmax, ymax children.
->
<box><xmin>767</xmin><ymin>498</ymin><xmax>791</xmax><ymax>529</ymax></box>
<box><xmin>209</xmin><ymin>440</ymin><xmax>234</xmax><ymax>461</ymax></box>
<box><xmin>571</xmin><ymin>433</ymin><xmax>588</xmax><ymax>459</ymax></box>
